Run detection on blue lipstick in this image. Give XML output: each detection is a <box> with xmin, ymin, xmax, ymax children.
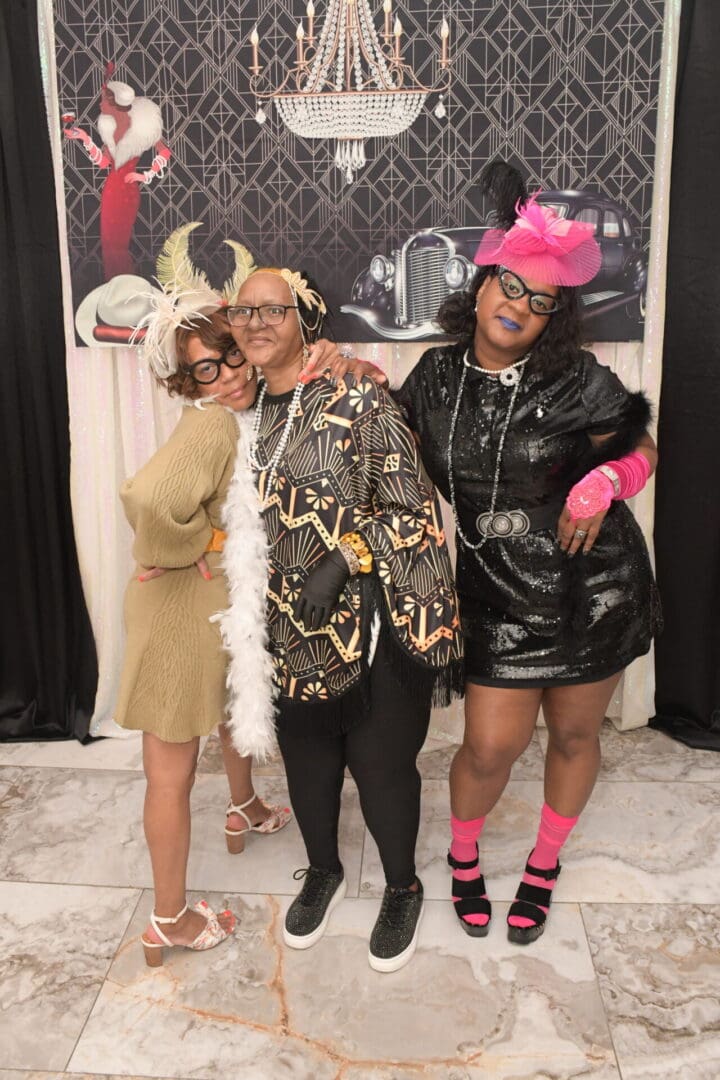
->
<box><xmin>498</xmin><ymin>316</ymin><xmax>521</xmax><ymax>331</ymax></box>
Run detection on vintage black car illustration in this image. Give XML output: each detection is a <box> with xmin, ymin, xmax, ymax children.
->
<box><xmin>341</xmin><ymin>190</ymin><xmax>647</xmax><ymax>340</ymax></box>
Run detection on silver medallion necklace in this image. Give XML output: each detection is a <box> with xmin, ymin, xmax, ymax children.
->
<box><xmin>248</xmin><ymin>379</ymin><xmax>305</xmax><ymax>501</ymax></box>
<box><xmin>447</xmin><ymin>348</ymin><xmax>529</xmax><ymax>552</ymax></box>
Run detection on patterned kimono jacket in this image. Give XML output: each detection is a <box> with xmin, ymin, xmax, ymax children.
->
<box><xmin>251</xmin><ymin>373</ymin><xmax>463</xmax><ymax>723</ymax></box>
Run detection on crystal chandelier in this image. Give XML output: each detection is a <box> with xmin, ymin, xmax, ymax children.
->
<box><xmin>248</xmin><ymin>1</ymin><xmax>451</xmax><ymax>183</ymax></box>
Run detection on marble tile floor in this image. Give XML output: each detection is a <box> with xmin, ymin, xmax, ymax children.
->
<box><xmin>1</xmin><ymin>723</ymin><xmax>719</xmax><ymax>1080</ymax></box>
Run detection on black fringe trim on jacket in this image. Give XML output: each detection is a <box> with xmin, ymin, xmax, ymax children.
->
<box><xmin>275</xmin><ymin>670</ymin><xmax>370</xmax><ymax>738</ymax></box>
<box><xmin>275</xmin><ymin>573</ymin><xmax>464</xmax><ymax>737</ymax></box>
<box><xmin>362</xmin><ymin>572</ymin><xmax>465</xmax><ymax>708</ymax></box>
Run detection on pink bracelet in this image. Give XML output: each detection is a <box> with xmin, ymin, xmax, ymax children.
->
<box><xmin>566</xmin><ymin>450</ymin><xmax>651</xmax><ymax>520</ymax></box>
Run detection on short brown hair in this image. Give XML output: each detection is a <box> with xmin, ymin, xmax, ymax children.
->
<box><xmin>159</xmin><ymin>308</ymin><xmax>235</xmax><ymax>399</ymax></box>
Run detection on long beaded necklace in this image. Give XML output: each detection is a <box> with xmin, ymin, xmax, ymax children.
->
<box><xmin>248</xmin><ymin>379</ymin><xmax>305</xmax><ymax>502</ymax></box>
<box><xmin>447</xmin><ymin>349</ymin><xmax>530</xmax><ymax>553</ymax></box>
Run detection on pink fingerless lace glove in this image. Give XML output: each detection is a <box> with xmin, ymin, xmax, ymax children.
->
<box><xmin>566</xmin><ymin>450</ymin><xmax>651</xmax><ymax>520</ymax></box>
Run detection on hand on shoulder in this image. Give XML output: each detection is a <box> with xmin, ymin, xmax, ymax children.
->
<box><xmin>300</xmin><ymin>339</ymin><xmax>388</xmax><ymax>387</ymax></box>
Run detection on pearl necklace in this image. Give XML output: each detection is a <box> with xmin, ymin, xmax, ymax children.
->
<box><xmin>248</xmin><ymin>379</ymin><xmax>305</xmax><ymax>500</ymax></box>
<box><xmin>462</xmin><ymin>347</ymin><xmax>527</xmax><ymax>386</ymax></box>
<box><xmin>447</xmin><ymin>349</ymin><xmax>529</xmax><ymax>553</ymax></box>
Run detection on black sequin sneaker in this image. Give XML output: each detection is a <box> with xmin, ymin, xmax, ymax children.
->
<box><xmin>368</xmin><ymin>878</ymin><xmax>424</xmax><ymax>972</ymax></box>
<box><xmin>282</xmin><ymin>866</ymin><xmax>346</xmax><ymax>949</ymax></box>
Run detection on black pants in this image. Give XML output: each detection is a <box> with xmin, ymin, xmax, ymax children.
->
<box><xmin>277</xmin><ymin>637</ymin><xmax>431</xmax><ymax>889</ymax></box>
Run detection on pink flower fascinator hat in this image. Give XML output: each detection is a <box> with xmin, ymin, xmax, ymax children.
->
<box><xmin>474</xmin><ymin>182</ymin><xmax>602</xmax><ymax>288</ymax></box>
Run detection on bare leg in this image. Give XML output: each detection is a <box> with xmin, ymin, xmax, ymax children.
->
<box><xmin>450</xmin><ymin>684</ymin><xmax>543</xmax><ymax>820</ymax></box>
<box><xmin>218</xmin><ymin>721</ymin><xmax>276</xmax><ymax>832</ymax></box>
<box><xmin>542</xmin><ymin>673</ymin><xmax>621</xmax><ymax>816</ymax></box>
<box><xmin>504</xmin><ymin>674</ymin><xmax>623</xmax><ymax>941</ymax></box>
<box><xmin>143</xmin><ymin>732</ymin><xmax>233</xmax><ymax>943</ymax></box>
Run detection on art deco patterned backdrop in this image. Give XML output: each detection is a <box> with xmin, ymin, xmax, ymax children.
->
<box><xmin>54</xmin><ymin>0</ymin><xmax>663</xmax><ymax>342</ymax></box>
<box><xmin>37</xmin><ymin>1</ymin><xmax>679</xmax><ymax>737</ymax></box>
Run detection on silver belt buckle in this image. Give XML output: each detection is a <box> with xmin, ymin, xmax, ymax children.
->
<box><xmin>476</xmin><ymin>510</ymin><xmax>530</xmax><ymax>538</ymax></box>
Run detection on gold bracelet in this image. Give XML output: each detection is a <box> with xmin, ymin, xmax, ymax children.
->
<box><xmin>339</xmin><ymin>531</ymin><xmax>373</xmax><ymax>574</ymax></box>
<box><xmin>338</xmin><ymin>540</ymin><xmax>360</xmax><ymax>576</ymax></box>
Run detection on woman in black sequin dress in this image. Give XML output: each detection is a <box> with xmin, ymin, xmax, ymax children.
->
<box><xmin>394</xmin><ymin>164</ymin><xmax>659</xmax><ymax>944</ymax></box>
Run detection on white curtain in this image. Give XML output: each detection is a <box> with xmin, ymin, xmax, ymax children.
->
<box><xmin>38</xmin><ymin>0</ymin><xmax>680</xmax><ymax>737</ymax></box>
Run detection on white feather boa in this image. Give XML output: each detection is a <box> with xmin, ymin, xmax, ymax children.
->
<box><xmin>216</xmin><ymin>412</ymin><xmax>277</xmax><ymax>760</ymax></box>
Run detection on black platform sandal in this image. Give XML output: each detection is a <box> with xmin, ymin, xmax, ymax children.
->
<box><xmin>506</xmin><ymin>857</ymin><xmax>561</xmax><ymax>945</ymax></box>
<box><xmin>447</xmin><ymin>849</ymin><xmax>492</xmax><ymax>938</ymax></box>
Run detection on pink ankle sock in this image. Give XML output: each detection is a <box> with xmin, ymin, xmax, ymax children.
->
<box><xmin>450</xmin><ymin>814</ymin><xmax>489</xmax><ymax>927</ymax></box>
<box><xmin>507</xmin><ymin>803</ymin><xmax>578</xmax><ymax>929</ymax></box>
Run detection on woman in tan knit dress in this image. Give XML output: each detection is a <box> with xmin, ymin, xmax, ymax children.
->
<box><xmin>116</xmin><ymin>303</ymin><xmax>347</xmax><ymax>969</ymax></box>
<box><xmin>115</xmin><ymin>302</ymin><xmax>299</xmax><ymax>963</ymax></box>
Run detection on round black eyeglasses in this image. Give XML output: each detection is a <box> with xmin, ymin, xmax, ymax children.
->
<box><xmin>187</xmin><ymin>349</ymin><xmax>246</xmax><ymax>385</ymax></box>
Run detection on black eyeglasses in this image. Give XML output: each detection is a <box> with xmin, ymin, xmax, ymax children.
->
<box><xmin>497</xmin><ymin>267</ymin><xmax>562</xmax><ymax>315</ymax></box>
<box><xmin>187</xmin><ymin>346</ymin><xmax>246</xmax><ymax>385</ymax></box>
<box><xmin>225</xmin><ymin>304</ymin><xmax>299</xmax><ymax>327</ymax></box>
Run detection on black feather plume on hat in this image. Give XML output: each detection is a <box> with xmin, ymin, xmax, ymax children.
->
<box><xmin>480</xmin><ymin>161</ymin><xmax>528</xmax><ymax>230</ymax></box>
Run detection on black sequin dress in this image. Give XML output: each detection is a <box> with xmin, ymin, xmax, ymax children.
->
<box><xmin>394</xmin><ymin>344</ymin><xmax>657</xmax><ymax>686</ymax></box>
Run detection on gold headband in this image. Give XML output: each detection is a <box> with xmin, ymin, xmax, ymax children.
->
<box><xmin>252</xmin><ymin>267</ymin><xmax>327</xmax><ymax>317</ymax></box>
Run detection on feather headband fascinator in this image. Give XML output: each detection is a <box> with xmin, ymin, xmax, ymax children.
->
<box><xmin>277</xmin><ymin>268</ymin><xmax>327</xmax><ymax>318</ymax></box>
<box><xmin>473</xmin><ymin>191</ymin><xmax>601</xmax><ymax>287</ymax></box>
<box><xmin>247</xmin><ymin>266</ymin><xmax>327</xmax><ymax>336</ymax></box>
<box><xmin>131</xmin><ymin>222</ymin><xmax>257</xmax><ymax>378</ymax></box>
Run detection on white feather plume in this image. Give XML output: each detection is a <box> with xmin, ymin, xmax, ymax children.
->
<box><xmin>133</xmin><ymin>222</ymin><xmax>256</xmax><ymax>379</ymax></box>
<box><xmin>156</xmin><ymin>222</ymin><xmax>217</xmax><ymax>297</ymax></box>
<box><xmin>222</xmin><ymin>240</ymin><xmax>258</xmax><ymax>303</ymax></box>
<box><xmin>131</xmin><ymin>283</ymin><xmax>221</xmax><ymax>379</ymax></box>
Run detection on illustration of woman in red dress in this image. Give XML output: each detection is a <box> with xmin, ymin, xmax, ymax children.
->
<box><xmin>64</xmin><ymin>63</ymin><xmax>171</xmax><ymax>280</ymax></box>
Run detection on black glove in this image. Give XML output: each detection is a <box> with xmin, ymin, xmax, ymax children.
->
<box><xmin>295</xmin><ymin>548</ymin><xmax>351</xmax><ymax>631</ymax></box>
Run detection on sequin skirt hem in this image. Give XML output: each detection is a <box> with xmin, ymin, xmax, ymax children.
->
<box><xmin>464</xmin><ymin>645</ymin><xmax>650</xmax><ymax>689</ymax></box>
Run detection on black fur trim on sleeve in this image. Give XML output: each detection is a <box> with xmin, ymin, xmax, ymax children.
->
<box><xmin>567</xmin><ymin>390</ymin><xmax>653</xmax><ymax>487</ymax></box>
<box><xmin>587</xmin><ymin>390</ymin><xmax>653</xmax><ymax>462</ymax></box>
<box><xmin>562</xmin><ymin>389</ymin><xmax>654</xmax><ymax>639</ymax></box>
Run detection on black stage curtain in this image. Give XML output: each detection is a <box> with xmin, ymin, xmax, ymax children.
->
<box><xmin>0</xmin><ymin>3</ymin><xmax>98</xmax><ymax>740</ymax></box>
<box><xmin>651</xmin><ymin>0</ymin><xmax>720</xmax><ymax>749</ymax></box>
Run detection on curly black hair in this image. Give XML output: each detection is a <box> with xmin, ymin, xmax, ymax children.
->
<box><xmin>437</xmin><ymin>265</ymin><xmax>584</xmax><ymax>375</ymax></box>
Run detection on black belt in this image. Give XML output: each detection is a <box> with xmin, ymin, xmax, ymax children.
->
<box><xmin>461</xmin><ymin>502</ymin><xmax>563</xmax><ymax>540</ymax></box>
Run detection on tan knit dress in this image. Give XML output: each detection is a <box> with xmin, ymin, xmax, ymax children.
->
<box><xmin>114</xmin><ymin>402</ymin><xmax>239</xmax><ymax>742</ymax></box>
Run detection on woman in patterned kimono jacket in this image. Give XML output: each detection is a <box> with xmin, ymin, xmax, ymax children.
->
<box><xmin>224</xmin><ymin>266</ymin><xmax>463</xmax><ymax>972</ymax></box>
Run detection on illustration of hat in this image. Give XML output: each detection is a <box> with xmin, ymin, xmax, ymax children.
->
<box><xmin>74</xmin><ymin>274</ymin><xmax>164</xmax><ymax>347</ymax></box>
<box><xmin>105</xmin><ymin>79</ymin><xmax>135</xmax><ymax>107</ymax></box>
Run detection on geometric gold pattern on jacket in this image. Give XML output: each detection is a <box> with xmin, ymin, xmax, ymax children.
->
<box><xmin>254</xmin><ymin>375</ymin><xmax>461</xmax><ymax>704</ymax></box>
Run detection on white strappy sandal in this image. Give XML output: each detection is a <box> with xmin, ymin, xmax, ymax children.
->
<box><xmin>225</xmin><ymin>792</ymin><xmax>292</xmax><ymax>854</ymax></box>
<box><xmin>141</xmin><ymin>899</ymin><xmax>235</xmax><ymax>967</ymax></box>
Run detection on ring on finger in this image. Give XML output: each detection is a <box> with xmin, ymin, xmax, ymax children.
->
<box><xmin>574</xmin><ymin>528</ymin><xmax>588</xmax><ymax>539</ymax></box>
